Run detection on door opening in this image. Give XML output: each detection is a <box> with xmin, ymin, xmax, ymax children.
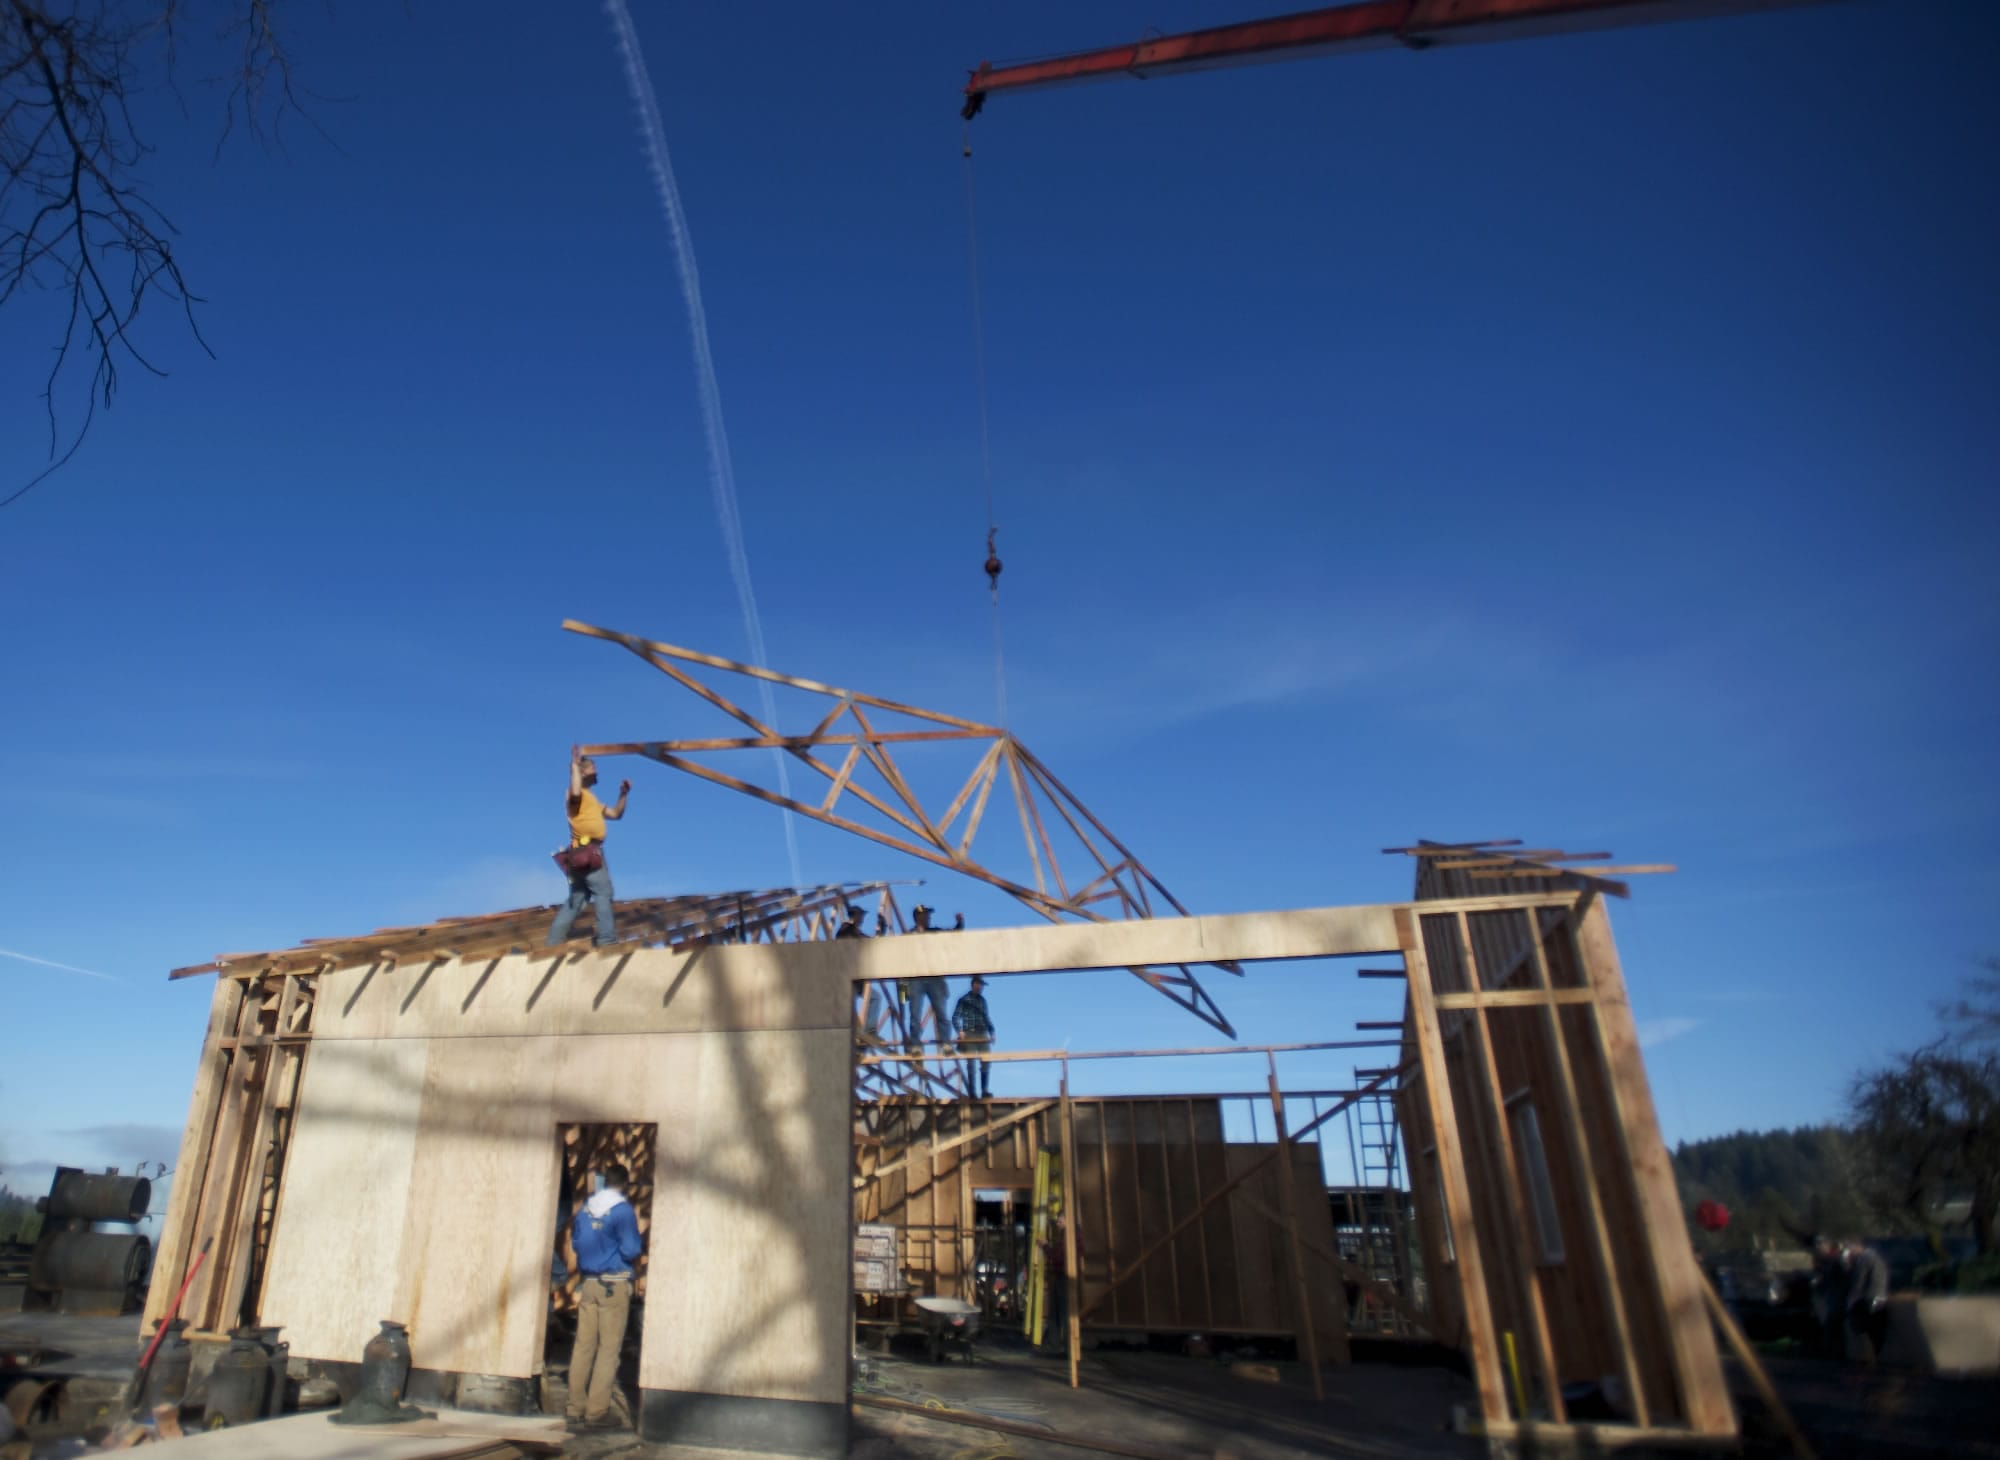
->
<box><xmin>548</xmin><ymin>1122</ymin><xmax>658</xmax><ymax>1423</ymax></box>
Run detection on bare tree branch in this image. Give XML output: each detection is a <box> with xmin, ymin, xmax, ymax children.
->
<box><xmin>2</xmin><ymin>0</ymin><xmax>323</xmax><ymax>509</ymax></box>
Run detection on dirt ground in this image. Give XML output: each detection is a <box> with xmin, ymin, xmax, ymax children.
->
<box><xmin>8</xmin><ymin>1313</ymin><xmax>2000</xmax><ymax>1458</ymax></box>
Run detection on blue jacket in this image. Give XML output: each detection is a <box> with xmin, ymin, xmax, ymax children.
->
<box><xmin>572</xmin><ymin>1191</ymin><xmax>642</xmax><ymax>1275</ymax></box>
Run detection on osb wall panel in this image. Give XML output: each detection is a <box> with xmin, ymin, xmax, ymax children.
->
<box><xmin>258</xmin><ymin>1026</ymin><xmax>850</xmax><ymax>1407</ymax></box>
<box><xmin>308</xmin><ymin>942</ymin><xmax>846</xmax><ymax>1042</ymax></box>
<box><xmin>257</xmin><ymin>1039</ymin><xmax>428</xmax><ymax>1362</ymax></box>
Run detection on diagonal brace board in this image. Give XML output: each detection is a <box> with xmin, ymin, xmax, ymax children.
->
<box><xmin>565</xmin><ymin>619</ymin><xmax>1238</xmax><ymax>1036</ymax></box>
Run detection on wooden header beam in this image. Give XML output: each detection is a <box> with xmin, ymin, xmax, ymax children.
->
<box><xmin>375</xmin><ymin>890</ymin><xmax>1575</xmax><ymax>990</ymax></box>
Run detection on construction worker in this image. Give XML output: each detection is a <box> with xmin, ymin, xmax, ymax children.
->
<box><xmin>841</xmin><ymin>905</ymin><xmax>890</xmax><ymax>1041</ymax></box>
<box><xmin>953</xmin><ymin>975</ymin><xmax>996</xmax><ymax>1099</ymax></box>
<box><xmin>901</xmin><ymin>904</ymin><xmax>959</xmax><ymax>1052</ymax></box>
<box><xmin>566</xmin><ymin>1164</ymin><xmax>643</xmax><ymax>1430</ymax></box>
<box><xmin>1811</xmin><ymin>1236</ymin><xmax>1848</xmax><ymax>1358</ymax></box>
<box><xmin>546</xmin><ymin>747</ymin><xmax>630</xmax><ymax>947</ymax></box>
<box><xmin>1843</xmin><ymin>1239</ymin><xmax>1891</xmax><ymax>1363</ymax></box>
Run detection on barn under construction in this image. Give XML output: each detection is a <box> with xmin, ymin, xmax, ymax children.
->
<box><xmin>141</xmin><ymin>632</ymin><xmax>1745</xmax><ymax>1457</ymax></box>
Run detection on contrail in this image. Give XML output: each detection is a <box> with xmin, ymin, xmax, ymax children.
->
<box><xmin>0</xmin><ymin>946</ymin><xmax>121</xmax><ymax>983</ymax></box>
<box><xmin>604</xmin><ymin>0</ymin><xmax>803</xmax><ymax>889</ymax></box>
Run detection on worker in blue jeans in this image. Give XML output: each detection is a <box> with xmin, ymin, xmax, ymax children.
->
<box><xmin>547</xmin><ymin>748</ymin><xmax>630</xmax><ymax>947</ymax></box>
<box><xmin>900</xmin><ymin>904</ymin><xmax>960</xmax><ymax>1051</ymax></box>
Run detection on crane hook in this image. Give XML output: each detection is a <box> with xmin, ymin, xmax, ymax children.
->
<box><xmin>983</xmin><ymin>526</ymin><xmax>1002</xmax><ymax>593</ymax></box>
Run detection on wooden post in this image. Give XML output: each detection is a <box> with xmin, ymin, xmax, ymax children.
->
<box><xmin>1522</xmin><ymin>909</ymin><xmax>1650</xmax><ymax>1426</ymax></box>
<box><xmin>1397</xmin><ymin>908</ymin><xmax>1509</xmax><ymax>1425</ymax></box>
<box><xmin>181</xmin><ymin>988</ymin><xmax>257</xmax><ymax>1331</ymax></box>
<box><xmin>1095</xmin><ymin>1105</ymin><xmax>1116</xmax><ymax>1324</ymax></box>
<box><xmin>1456</xmin><ymin>912</ymin><xmax>1566</xmax><ymax>1423</ymax></box>
<box><xmin>1184</xmin><ymin>1098</ymin><xmax>1216</xmax><ymax>1329</ymax></box>
<box><xmin>1127</xmin><ymin>1106</ymin><xmax>1150</xmax><ymax>1328</ymax></box>
<box><xmin>143</xmin><ymin>978</ymin><xmax>244</xmax><ymax>1331</ymax></box>
<box><xmin>1059</xmin><ymin>1061</ymin><xmax>1082</xmax><ymax>1389</ymax></box>
<box><xmin>1153</xmin><ymin>1102</ymin><xmax>1181</xmax><ymax>1323</ymax></box>
<box><xmin>1571</xmin><ymin>899</ymin><xmax>1736</xmax><ymax>1436</ymax></box>
<box><xmin>1267</xmin><ymin>1053</ymin><xmax>1327</xmax><ymax>1399</ymax></box>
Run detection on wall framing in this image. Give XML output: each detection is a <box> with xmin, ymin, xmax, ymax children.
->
<box><xmin>148</xmin><ymin>879</ymin><xmax>1734</xmax><ymax>1453</ymax></box>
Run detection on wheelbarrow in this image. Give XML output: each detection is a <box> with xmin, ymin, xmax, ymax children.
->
<box><xmin>912</xmin><ymin>1296</ymin><xmax>980</xmax><ymax>1364</ymax></box>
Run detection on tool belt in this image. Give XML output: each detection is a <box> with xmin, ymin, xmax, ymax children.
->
<box><xmin>554</xmin><ymin>841</ymin><xmax>605</xmax><ymax>878</ymax></box>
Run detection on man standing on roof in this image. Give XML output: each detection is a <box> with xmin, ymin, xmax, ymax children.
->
<box><xmin>900</xmin><ymin>904</ymin><xmax>960</xmax><ymax>1052</ymax></box>
<box><xmin>546</xmin><ymin>746</ymin><xmax>631</xmax><ymax>948</ymax></box>
<box><xmin>566</xmin><ymin>1163</ymin><xmax>643</xmax><ymax>1431</ymax></box>
<box><xmin>953</xmin><ymin>975</ymin><xmax>996</xmax><ymax>1099</ymax></box>
<box><xmin>842</xmin><ymin>904</ymin><xmax>888</xmax><ymax>1041</ymax></box>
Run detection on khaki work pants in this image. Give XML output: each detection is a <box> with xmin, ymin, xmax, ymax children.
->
<box><xmin>567</xmin><ymin>1276</ymin><xmax>632</xmax><ymax>1422</ymax></box>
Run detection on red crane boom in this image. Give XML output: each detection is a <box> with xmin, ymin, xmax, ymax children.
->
<box><xmin>961</xmin><ymin>0</ymin><xmax>1828</xmax><ymax>118</ymax></box>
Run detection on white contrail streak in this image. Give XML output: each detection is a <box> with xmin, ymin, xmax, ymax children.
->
<box><xmin>0</xmin><ymin>946</ymin><xmax>121</xmax><ymax>983</ymax></box>
<box><xmin>604</xmin><ymin>0</ymin><xmax>803</xmax><ymax>888</ymax></box>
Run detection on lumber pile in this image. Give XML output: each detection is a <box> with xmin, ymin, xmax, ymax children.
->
<box><xmin>92</xmin><ymin>1407</ymin><xmax>564</xmax><ymax>1455</ymax></box>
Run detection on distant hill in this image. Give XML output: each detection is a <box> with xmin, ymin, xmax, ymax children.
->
<box><xmin>1670</xmin><ymin>1126</ymin><xmax>1888</xmax><ymax>1254</ymax></box>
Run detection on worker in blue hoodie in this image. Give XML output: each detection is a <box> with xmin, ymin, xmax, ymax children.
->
<box><xmin>566</xmin><ymin>1163</ymin><xmax>644</xmax><ymax>1431</ymax></box>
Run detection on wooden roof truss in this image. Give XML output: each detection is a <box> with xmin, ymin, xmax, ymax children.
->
<box><xmin>564</xmin><ymin>619</ymin><xmax>1241</xmax><ymax>1038</ymax></box>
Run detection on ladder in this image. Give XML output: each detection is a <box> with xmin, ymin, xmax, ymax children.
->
<box><xmin>1346</xmin><ymin>1067</ymin><xmax>1416</xmax><ymax>1335</ymax></box>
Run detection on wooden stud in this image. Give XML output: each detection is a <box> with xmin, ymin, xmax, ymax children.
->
<box><xmin>1397</xmin><ymin>907</ymin><xmax>1509</xmax><ymax>1425</ymax></box>
<box><xmin>1267</xmin><ymin>1053</ymin><xmax>1326</xmax><ymax>1396</ymax></box>
<box><xmin>1184</xmin><ymin>1098</ymin><xmax>1216</xmax><ymax>1330</ymax></box>
<box><xmin>144</xmin><ymin>978</ymin><xmax>244</xmax><ymax>1329</ymax></box>
<box><xmin>1570</xmin><ymin>900</ymin><xmax>1736</xmax><ymax>1435</ymax></box>
<box><xmin>1521</xmin><ymin>909</ymin><xmax>1649</xmax><ymax>1426</ymax></box>
<box><xmin>182</xmin><ymin>1000</ymin><xmax>256</xmax><ymax>1330</ymax></box>
<box><xmin>1455</xmin><ymin>911</ymin><xmax>1566</xmax><ymax>1424</ymax></box>
<box><xmin>1059</xmin><ymin>1064</ymin><xmax>1082</xmax><ymax>1390</ymax></box>
<box><xmin>1154</xmin><ymin>1100</ymin><xmax>1181</xmax><ymax>1323</ymax></box>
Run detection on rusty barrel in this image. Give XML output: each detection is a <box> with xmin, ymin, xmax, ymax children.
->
<box><xmin>46</xmin><ymin>1171</ymin><xmax>151</xmax><ymax>1224</ymax></box>
<box><xmin>28</xmin><ymin>1231</ymin><xmax>152</xmax><ymax>1291</ymax></box>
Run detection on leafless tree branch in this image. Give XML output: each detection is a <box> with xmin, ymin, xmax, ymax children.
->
<box><xmin>2</xmin><ymin>0</ymin><xmax>322</xmax><ymax>509</ymax></box>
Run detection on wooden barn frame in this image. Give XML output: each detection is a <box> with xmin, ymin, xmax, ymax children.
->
<box><xmin>147</xmin><ymin>868</ymin><xmax>1736</xmax><ymax>1456</ymax></box>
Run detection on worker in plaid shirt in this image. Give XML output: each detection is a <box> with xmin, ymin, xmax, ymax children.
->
<box><xmin>952</xmin><ymin>975</ymin><xmax>996</xmax><ymax>1099</ymax></box>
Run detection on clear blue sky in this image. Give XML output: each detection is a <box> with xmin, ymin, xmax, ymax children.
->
<box><xmin>3</xmin><ymin>1</ymin><xmax>1995</xmax><ymax>1209</ymax></box>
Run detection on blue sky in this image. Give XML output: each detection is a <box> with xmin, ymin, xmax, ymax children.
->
<box><xmin>2</xmin><ymin>1</ymin><xmax>1995</xmax><ymax>1209</ymax></box>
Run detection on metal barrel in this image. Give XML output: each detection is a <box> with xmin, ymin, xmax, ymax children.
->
<box><xmin>46</xmin><ymin>1171</ymin><xmax>151</xmax><ymax>1223</ymax></box>
<box><xmin>28</xmin><ymin>1231</ymin><xmax>152</xmax><ymax>1290</ymax></box>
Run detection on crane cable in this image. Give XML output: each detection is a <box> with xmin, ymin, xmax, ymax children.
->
<box><xmin>962</xmin><ymin>127</ymin><xmax>1009</xmax><ymax>730</ymax></box>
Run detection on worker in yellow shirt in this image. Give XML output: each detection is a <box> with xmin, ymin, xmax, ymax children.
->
<box><xmin>546</xmin><ymin>746</ymin><xmax>632</xmax><ymax>947</ymax></box>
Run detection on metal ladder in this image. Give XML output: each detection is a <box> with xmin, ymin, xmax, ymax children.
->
<box><xmin>1347</xmin><ymin>1067</ymin><xmax>1415</xmax><ymax>1335</ymax></box>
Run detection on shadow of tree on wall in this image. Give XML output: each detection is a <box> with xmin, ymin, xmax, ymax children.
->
<box><xmin>234</xmin><ymin>938</ymin><xmax>847</xmax><ymax>1411</ymax></box>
